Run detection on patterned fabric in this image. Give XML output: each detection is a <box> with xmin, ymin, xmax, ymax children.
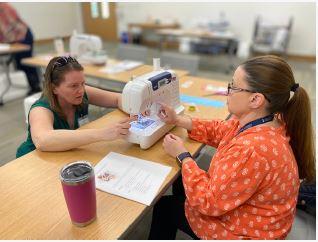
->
<box><xmin>0</xmin><ymin>3</ymin><xmax>27</xmax><ymax>43</ymax></box>
<box><xmin>182</xmin><ymin>118</ymin><xmax>300</xmax><ymax>239</ymax></box>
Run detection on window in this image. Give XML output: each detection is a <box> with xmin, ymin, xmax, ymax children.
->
<box><xmin>90</xmin><ymin>2</ymin><xmax>99</xmax><ymax>18</ymax></box>
<box><xmin>101</xmin><ymin>2</ymin><xmax>109</xmax><ymax>19</ymax></box>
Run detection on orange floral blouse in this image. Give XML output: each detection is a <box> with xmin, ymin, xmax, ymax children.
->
<box><xmin>182</xmin><ymin>118</ymin><xmax>300</xmax><ymax>239</ymax></box>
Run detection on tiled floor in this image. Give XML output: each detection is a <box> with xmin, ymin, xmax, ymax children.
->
<box><xmin>0</xmin><ymin>41</ymin><xmax>315</xmax><ymax>239</ymax></box>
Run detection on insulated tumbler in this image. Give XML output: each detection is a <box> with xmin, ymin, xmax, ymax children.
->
<box><xmin>60</xmin><ymin>161</ymin><xmax>96</xmax><ymax>227</ymax></box>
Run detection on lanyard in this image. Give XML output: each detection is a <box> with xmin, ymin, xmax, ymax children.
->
<box><xmin>237</xmin><ymin>114</ymin><xmax>274</xmax><ymax>135</ymax></box>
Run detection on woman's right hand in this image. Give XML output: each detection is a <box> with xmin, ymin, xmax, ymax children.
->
<box><xmin>102</xmin><ymin>116</ymin><xmax>136</xmax><ymax>141</ymax></box>
<box><xmin>157</xmin><ymin>102</ymin><xmax>178</xmax><ymax>125</ymax></box>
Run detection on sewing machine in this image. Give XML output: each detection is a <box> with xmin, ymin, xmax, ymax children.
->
<box><xmin>69</xmin><ymin>32</ymin><xmax>107</xmax><ymax>65</ymax></box>
<box><xmin>122</xmin><ymin>69</ymin><xmax>184</xmax><ymax>149</ymax></box>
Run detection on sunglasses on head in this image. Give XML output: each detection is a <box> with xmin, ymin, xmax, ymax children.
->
<box><xmin>50</xmin><ymin>56</ymin><xmax>79</xmax><ymax>81</ymax></box>
<box><xmin>52</xmin><ymin>56</ymin><xmax>78</xmax><ymax>71</ymax></box>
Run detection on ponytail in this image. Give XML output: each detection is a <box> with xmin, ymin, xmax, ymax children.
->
<box><xmin>283</xmin><ymin>87</ymin><xmax>316</xmax><ymax>182</ymax></box>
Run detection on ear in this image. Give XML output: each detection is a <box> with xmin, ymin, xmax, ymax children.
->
<box><xmin>52</xmin><ymin>84</ymin><xmax>59</xmax><ymax>95</ymax></box>
<box><xmin>248</xmin><ymin>93</ymin><xmax>266</xmax><ymax>109</ymax></box>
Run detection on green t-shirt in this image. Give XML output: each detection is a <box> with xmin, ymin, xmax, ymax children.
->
<box><xmin>16</xmin><ymin>94</ymin><xmax>89</xmax><ymax>158</ymax></box>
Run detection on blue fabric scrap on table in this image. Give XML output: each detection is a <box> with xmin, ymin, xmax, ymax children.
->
<box><xmin>180</xmin><ymin>94</ymin><xmax>225</xmax><ymax>108</ymax></box>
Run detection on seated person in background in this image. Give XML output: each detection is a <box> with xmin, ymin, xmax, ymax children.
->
<box><xmin>148</xmin><ymin>55</ymin><xmax>315</xmax><ymax>239</ymax></box>
<box><xmin>16</xmin><ymin>56</ymin><xmax>135</xmax><ymax>158</ymax></box>
<box><xmin>0</xmin><ymin>3</ymin><xmax>41</xmax><ymax>94</ymax></box>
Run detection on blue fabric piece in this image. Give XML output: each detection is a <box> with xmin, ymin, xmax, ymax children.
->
<box><xmin>180</xmin><ymin>94</ymin><xmax>225</xmax><ymax>108</ymax></box>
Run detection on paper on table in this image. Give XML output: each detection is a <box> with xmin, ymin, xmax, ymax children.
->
<box><xmin>202</xmin><ymin>84</ymin><xmax>227</xmax><ymax>96</ymax></box>
<box><xmin>0</xmin><ymin>44</ymin><xmax>10</xmax><ymax>51</ymax></box>
<box><xmin>40</xmin><ymin>54</ymin><xmax>54</xmax><ymax>61</ymax></box>
<box><xmin>181</xmin><ymin>80</ymin><xmax>193</xmax><ymax>88</ymax></box>
<box><xmin>95</xmin><ymin>152</ymin><xmax>172</xmax><ymax>206</ymax></box>
<box><xmin>99</xmin><ymin>60</ymin><xmax>143</xmax><ymax>74</ymax></box>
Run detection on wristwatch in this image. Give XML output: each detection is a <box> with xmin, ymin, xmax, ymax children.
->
<box><xmin>176</xmin><ymin>152</ymin><xmax>192</xmax><ymax>165</ymax></box>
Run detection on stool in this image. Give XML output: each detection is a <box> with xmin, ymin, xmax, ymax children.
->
<box><xmin>23</xmin><ymin>92</ymin><xmax>42</xmax><ymax>124</ymax></box>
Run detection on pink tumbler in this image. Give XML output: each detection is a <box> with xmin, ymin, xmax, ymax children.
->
<box><xmin>60</xmin><ymin>161</ymin><xmax>96</xmax><ymax>227</ymax></box>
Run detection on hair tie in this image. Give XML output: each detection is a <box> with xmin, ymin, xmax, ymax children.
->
<box><xmin>291</xmin><ymin>83</ymin><xmax>299</xmax><ymax>92</ymax></box>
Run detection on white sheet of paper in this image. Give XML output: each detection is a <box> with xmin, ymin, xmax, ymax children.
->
<box><xmin>95</xmin><ymin>152</ymin><xmax>172</xmax><ymax>206</ymax></box>
<box><xmin>181</xmin><ymin>80</ymin><xmax>193</xmax><ymax>88</ymax></box>
<box><xmin>99</xmin><ymin>60</ymin><xmax>143</xmax><ymax>74</ymax></box>
<box><xmin>205</xmin><ymin>84</ymin><xmax>227</xmax><ymax>92</ymax></box>
<box><xmin>40</xmin><ymin>54</ymin><xmax>54</xmax><ymax>61</ymax></box>
<box><xmin>0</xmin><ymin>44</ymin><xmax>10</xmax><ymax>51</ymax></box>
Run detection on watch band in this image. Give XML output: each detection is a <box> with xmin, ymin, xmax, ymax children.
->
<box><xmin>176</xmin><ymin>152</ymin><xmax>192</xmax><ymax>165</ymax></box>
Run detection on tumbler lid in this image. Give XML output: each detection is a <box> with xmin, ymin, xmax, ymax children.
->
<box><xmin>60</xmin><ymin>161</ymin><xmax>94</xmax><ymax>185</ymax></box>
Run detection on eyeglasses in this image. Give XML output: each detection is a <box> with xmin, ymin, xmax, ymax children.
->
<box><xmin>227</xmin><ymin>82</ymin><xmax>271</xmax><ymax>103</ymax></box>
<box><xmin>52</xmin><ymin>56</ymin><xmax>78</xmax><ymax>71</ymax></box>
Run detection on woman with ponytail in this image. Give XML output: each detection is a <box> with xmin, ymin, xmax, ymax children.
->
<box><xmin>242</xmin><ymin>56</ymin><xmax>315</xmax><ymax>183</ymax></box>
<box><xmin>16</xmin><ymin>56</ymin><xmax>135</xmax><ymax>157</ymax></box>
<box><xmin>148</xmin><ymin>55</ymin><xmax>315</xmax><ymax>239</ymax></box>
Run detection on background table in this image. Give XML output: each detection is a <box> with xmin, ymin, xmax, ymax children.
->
<box><xmin>22</xmin><ymin>55</ymin><xmax>188</xmax><ymax>84</ymax></box>
<box><xmin>0</xmin><ymin>43</ymin><xmax>30</xmax><ymax>105</ymax></box>
<box><xmin>157</xmin><ymin>28</ymin><xmax>237</xmax><ymax>73</ymax></box>
<box><xmin>179</xmin><ymin>75</ymin><xmax>228</xmax><ymax>119</ymax></box>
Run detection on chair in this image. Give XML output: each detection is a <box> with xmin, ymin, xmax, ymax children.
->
<box><xmin>23</xmin><ymin>92</ymin><xmax>42</xmax><ymax>124</ymax></box>
<box><xmin>116</xmin><ymin>43</ymin><xmax>148</xmax><ymax>62</ymax></box>
<box><xmin>251</xmin><ymin>16</ymin><xmax>293</xmax><ymax>57</ymax></box>
<box><xmin>160</xmin><ymin>51</ymin><xmax>200</xmax><ymax>75</ymax></box>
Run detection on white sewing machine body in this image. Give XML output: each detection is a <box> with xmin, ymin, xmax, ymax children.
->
<box><xmin>69</xmin><ymin>32</ymin><xmax>107</xmax><ymax>65</ymax></box>
<box><xmin>122</xmin><ymin>70</ymin><xmax>184</xmax><ymax>149</ymax></box>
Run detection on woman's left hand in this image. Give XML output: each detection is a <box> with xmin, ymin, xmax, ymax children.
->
<box><xmin>163</xmin><ymin>133</ymin><xmax>188</xmax><ymax>158</ymax></box>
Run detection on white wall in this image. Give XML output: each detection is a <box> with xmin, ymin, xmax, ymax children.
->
<box><xmin>11</xmin><ymin>2</ymin><xmax>83</xmax><ymax>40</ymax></box>
<box><xmin>116</xmin><ymin>2</ymin><xmax>316</xmax><ymax>56</ymax></box>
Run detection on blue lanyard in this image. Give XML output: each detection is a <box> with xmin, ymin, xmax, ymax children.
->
<box><xmin>237</xmin><ymin>114</ymin><xmax>274</xmax><ymax>135</ymax></box>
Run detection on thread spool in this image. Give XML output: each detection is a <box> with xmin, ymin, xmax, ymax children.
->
<box><xmin>153</xmin><ymin>58</ymin><xmax>161</xmax><ymax>71</ymax></box>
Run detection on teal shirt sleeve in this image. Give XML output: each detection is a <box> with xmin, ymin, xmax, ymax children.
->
<box><xmin>16</xmin><ymin>93</ymin><xmax>89</xmax><ymax>158</ymax></box>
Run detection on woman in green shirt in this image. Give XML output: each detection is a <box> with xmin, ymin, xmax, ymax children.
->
<box><xmin>17</xmin><ymin>56</ymin><xmax>134</xmax><ymax>157</ymax></box>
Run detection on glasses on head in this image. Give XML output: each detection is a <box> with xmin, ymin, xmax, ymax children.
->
<box><xmin>52</xmin><ymin>56</ymin><xmax>78</xmax><ymax>71</ymax></box>
<box><xmin>227</xmin><ymin>82</ymin><xmax>271</xmax><ymax>103</ymax></box>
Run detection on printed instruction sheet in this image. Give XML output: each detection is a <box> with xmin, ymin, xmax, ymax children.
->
<box><xmin>95</xmin><ymin>152</ymin><xmax>172</xmax><ymax>205</ymax></box>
